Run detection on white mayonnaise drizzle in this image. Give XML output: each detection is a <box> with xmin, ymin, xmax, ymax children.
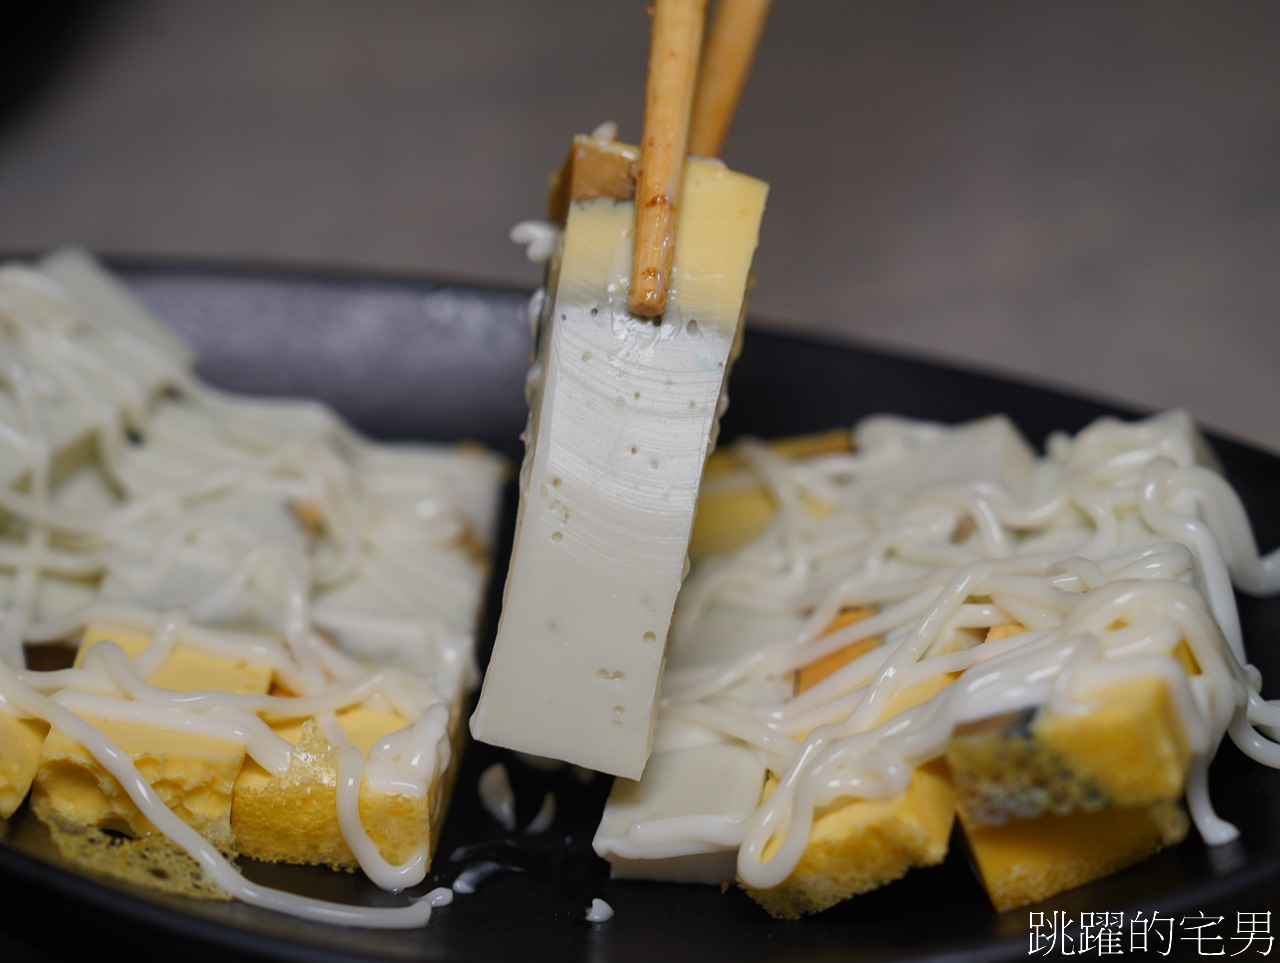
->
<box><xmin>635</xmin><ymin>412</ymin><xmax>1280</xmax><ymax>891</ymax></box>
<box><xmin>415</xmin><ymin>886</ymin><xmax>454</xmax><ymax>908</ymax></box>
<box><xmin>510</xmin><ymin>222</ymin><xmax>557</xmax><ymax>265</ymax></box>
<box><xmin>450</xmin><ymin>861</ymin><xmax>520</xmax><ymax>895</ymax></box>
<box><xmin>478</xmin><ymin>762</ymin><xmax>517</xmax><ymax>831</ymax></box>
<box><xmin>0</xmin><ymin>254</ymin><xmax>504</xmax><ymax>927</ymax></box>
<box><xmin>585</xmin><ymin>897</ymin><xmax>614</xmax><ymax>923</ymax></box>
<box><xmin>524</xmin><ymin>792</ymin><xmax>556</xmax><ymax>834</ymax></box>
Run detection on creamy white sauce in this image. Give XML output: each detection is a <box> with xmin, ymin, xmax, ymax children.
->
<box><xmin>524</xmin><ymin>792</ymin><xmax>556</xmax><ymax>834</ymax></box>
<box><xmin>417</xmin><ymin>886</ymin><xmax>454</xmax><ymax>908</ymax></box>
<box><xmin>478</xmin><ymin>762</ymin><xmax>517</xmax><ymax>831</ymax></box>
<box><xmin>0</xmin><ymin>253</ymin><xmax>504</xmax><ymax>927</ymax></box>
<box><xmin>585</xmin><ymin>897</ymin><xmax>614</xmax><ymax>922</ymax></box>
<box><xmin>451</xmin><ymin>860</ymin><xmax>520</xmax><ymax>895</ymax></box>
<box><xmin>589</xmin><ymin>120</ymin><xmax>619</xmax><ymax>143</ymax></box>
<box><xmin>611</xmin><ymin>412</ymin><xmax>1280</xmax><ymax>892</ymax></box>
<box><xmin>510</xmin><ymin>221</ymin><xmax>557</xmax><ymax>265</ymax></box>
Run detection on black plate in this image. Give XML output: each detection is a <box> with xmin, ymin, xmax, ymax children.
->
<box><xmin>2</xmin><ymin>265</ymin><xmax>1279</xmax><ymax>963</ymax></box>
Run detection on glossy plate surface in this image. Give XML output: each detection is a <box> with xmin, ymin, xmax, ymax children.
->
<box><xmin>1</xmin><ymin>266</ymin><xmax>1278</xmax><ymax>963</ymax></box>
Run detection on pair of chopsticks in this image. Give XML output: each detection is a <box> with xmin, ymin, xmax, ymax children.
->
<box><xmin>628</xmin><ymin>0</ymin><xmax>772</xmax><ymax>319</ymax></box>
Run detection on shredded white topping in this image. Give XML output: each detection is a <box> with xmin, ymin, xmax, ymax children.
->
<box><xmin>621</xmin><ymin>411</ymin><xmax>1280</xmax><ymax>890</ymax></box>
<box><xmin>0</xmin><ymin>251</ymin><xmax>504</xmax><ymax>927</ymax></box>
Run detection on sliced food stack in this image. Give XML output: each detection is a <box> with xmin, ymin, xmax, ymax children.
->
<box><xmin>0</xmin><ymin>250</ymin><xmax>506</xmax><ymax>926</ymax></box>
<box><xmin>470</xmin><ymin>130</ymin><xmax>767</xmax><ymax>778</ymax></box>
<box><xmin>471</xmin><ymin>0</ymin><xmax>770</xmax><ymax>781</ymax></box>
<box><xmin>594</xmin><ymin>411</ymin><xmax>1280</xmax><ymax>913</ymax></box>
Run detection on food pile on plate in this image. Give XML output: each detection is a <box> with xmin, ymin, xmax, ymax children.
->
<box><xmin>592</xmin><ymin>412</ymin><xmax>1280</xmax><ymax>914</ymax></box>
<box><xmin>0</xmin><ymin>250</ymin><xmax>505</xmax><ymax>927</ymax></box>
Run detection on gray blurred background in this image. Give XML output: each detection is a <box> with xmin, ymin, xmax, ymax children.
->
<box><xmin>0</xmin><ymin>1</ymin><xmax>1277</xmax><ymax>450</ymax></box>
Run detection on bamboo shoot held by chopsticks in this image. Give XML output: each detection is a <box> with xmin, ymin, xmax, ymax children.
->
<box><xmin>472</xmin><ymin>0</ymin><xmax>773</xmax><ymax>777</ymax></box>
<box><xmin>470</xmin><ymin>138</ymin><xmax>767</xmax><ymax>777</ymax></box>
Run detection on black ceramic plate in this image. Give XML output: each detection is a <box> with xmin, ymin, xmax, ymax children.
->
<box><xmin>2</xmin><ymin>266</ymin><xmax>1279</xmax><ymax>963</ymax></box>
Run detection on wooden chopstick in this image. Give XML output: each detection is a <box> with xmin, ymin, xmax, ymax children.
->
<box><xmin>688</xmin><ymin>0</ymin><xmax>772</xmax><ymax>159</ymax></box>
<box><xmin>628</xmin><ymin>0</ymin><xmax>707</xmax><ymax>319</ymax></box>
